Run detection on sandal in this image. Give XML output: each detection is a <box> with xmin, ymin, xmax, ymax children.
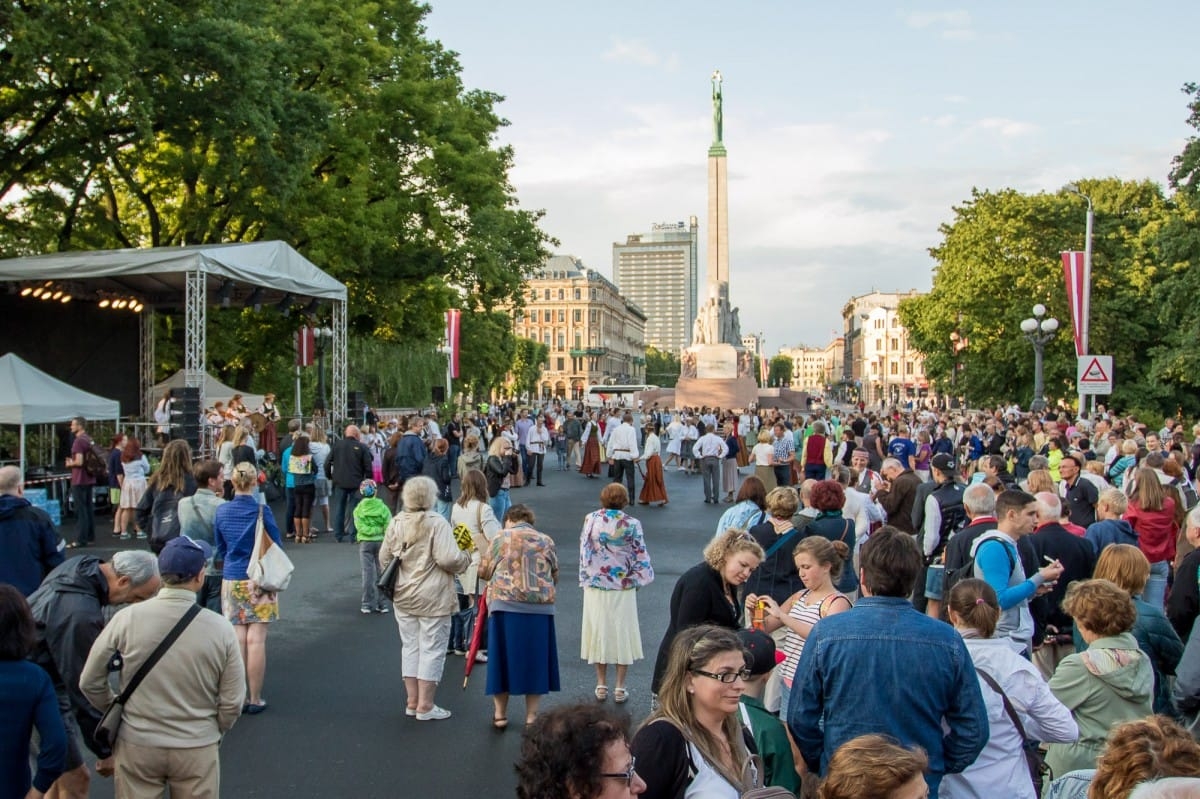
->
<box><xmin>493</xmin><ymin>715</ymin><xmax>508</xmax><ymax>731</ymax></box>
<box><xmin>613</xmin><ymin>687</ymin><xmax>629</xmax><ymax>704</ymax></box>
<box><xmin>594</xmin><ymin>685</ymin><xmax>609</xmax><ymax>702</ymax></box>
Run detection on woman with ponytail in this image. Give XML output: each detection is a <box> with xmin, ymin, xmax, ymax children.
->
<box><xmin>940</xmin><ymin>579</ymin><xmax>1077</xmax><ymax>799</ymax></box>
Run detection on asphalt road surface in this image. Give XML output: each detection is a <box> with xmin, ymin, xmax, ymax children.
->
<box><xmin>76</xmin><ymin>452</ymin><xmax>733</xmax><ymax>798</ymax></box>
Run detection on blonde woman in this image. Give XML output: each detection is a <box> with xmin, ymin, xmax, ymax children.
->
<box><xmin>751</xmin><ymin>429</ymin><xmax>777</xmax><ymax>491</ymax></box>
<box><xmin>308</xmin><ymin>423</ymin><xmax>332</xmax><ymax>535</ymax></box>
<box><xmin>216</xmin><ymin>423</ymin><xmax>237</xmax><ymax>499</ymax></box>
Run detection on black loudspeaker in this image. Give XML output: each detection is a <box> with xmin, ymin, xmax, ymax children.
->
<box><xmin>346</xmin><ymin>390</ymin><xmax>366</xmax><ymax>422</ymax></box>
<box><xmin>431</xmin><ymin>386</ymin><xmax>446</xmax><ymax>404</ymax></box>
<box><xmin>170</xmin><ymin>386</ymin><xmax>201</xmax><ymax>450</ymax></box>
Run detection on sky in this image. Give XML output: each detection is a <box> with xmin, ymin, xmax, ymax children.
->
<box><xmin>423</xmin><ymin>2</ymin><xmax>1198</xmax><ymax>354</ymax></box>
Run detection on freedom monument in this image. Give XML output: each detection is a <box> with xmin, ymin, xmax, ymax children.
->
<box><xmin>675</xmin><ymin>70</ymin><xmax>761</xmax><ymax>410</ymax></box>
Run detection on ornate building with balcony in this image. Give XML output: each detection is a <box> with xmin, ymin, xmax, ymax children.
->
<box><xmin>841</xmin><ymin>290</ymin><xmax>928</xmax><ymax>406</ymax></box>
<box><xmin>513</xmin><ymin>255</ymin><xmax>647</xmax><ymax>400</ymax></box>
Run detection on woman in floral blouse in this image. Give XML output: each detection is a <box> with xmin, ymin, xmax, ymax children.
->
<box><xmin>578</xmin><ymin>483</ymin><xmax>654</xmax><ymax>705</ymax></box>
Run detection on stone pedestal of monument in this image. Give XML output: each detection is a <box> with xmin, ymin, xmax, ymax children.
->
<box><xmin>675</xmin><ymin>343</ymin><xmax>760</xmax><ymax>410</ymax></box>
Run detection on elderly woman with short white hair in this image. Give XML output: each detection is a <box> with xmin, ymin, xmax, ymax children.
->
<box><xmin>379</xmin><ymin>476</ymin><xmax>471</xmax><ymax>721</ymax></box>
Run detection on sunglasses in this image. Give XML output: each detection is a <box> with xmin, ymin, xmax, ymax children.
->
<box><xmin>691</xmin><ymin>667</ymin><xmax>752</xmax><ymax>684</ymax></box>
<box><xmin>600</xmin><ymin>756</ymin><xmax>638</xmax><ymax>787</ymax></box>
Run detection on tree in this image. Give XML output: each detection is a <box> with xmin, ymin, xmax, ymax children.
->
<box><xmin>456</xmin><ymin>310</ymin><xmax>516</xmax><ymax>401</ymax></box>
<box><xmin>644</xmin><ymin>346</ymin><xmax>680</xmax><ymax>387</ymax></box>
<box><xmin>768</xmin><ymin>355</ymin><xmax>793</xmax><ymax>387</ymax></box>
<box><xmin>899</xmin><ymin>180</ymin><xmax>1169</xmax><ymax>412</ymax></box>
<box><xmin>510</xmin><ymin>338</ymin><xmax>549</xmax><ymax>399</ymax></box>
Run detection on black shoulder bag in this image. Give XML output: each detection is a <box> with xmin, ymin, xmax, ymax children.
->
<box><xmin>94</xmin><ymin>604</ymin><xmax>202</xmax><ymax>749</ymax></box>
<box><xmin>977</xmin><ymin>669</ymin><xmax>1051</xmax><ymax>797</ymax></box>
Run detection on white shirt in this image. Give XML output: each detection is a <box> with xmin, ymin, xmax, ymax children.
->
<box><xmin>840</xmin><ymin>486</ymin><xmax>871</xmax><ymax>542</ymax></box>
<box><xmin>642</xmin><ymin>433</ymin><xmax>662</xmax><ymax>461</ymax></box>
<box><xmin>940</xmin><ymin>635</ymin><xmax>1078</xmax><ymax>799</ymax></box>
<box><xmin>607</xmin><ymin>423</ymin><xmax>639</xmax><ymax>461</ymax></box>
<box><xmin>527</xmin><ymin>426</ymin><xmax>551</xmax><ymax>454</ymax></box>
<box><xmin>694</xmin><ymin>432</ymin><xmax>728</xmax><ymax>459</ymax></box>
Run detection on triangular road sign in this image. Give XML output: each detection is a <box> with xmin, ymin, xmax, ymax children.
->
<box><xmin>1080</xmin><ymin>357</ymin><xmax>1109</xmax><ymax>383</ymax></box>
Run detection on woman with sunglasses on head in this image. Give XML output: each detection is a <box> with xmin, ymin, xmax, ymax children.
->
<box><xmin>516</xmin><ymin>702</ymin><xmax>646</xmax><ymax>799</ymax></box>
<box><xmin>649</xmin><ymin>528</ymin><xmax>764</xmax><ymax>696</ymax></box>
<box><xmin>632</xmin><ymin>625</ymin><xmax>758</xmax><ymax>799</ymax></box>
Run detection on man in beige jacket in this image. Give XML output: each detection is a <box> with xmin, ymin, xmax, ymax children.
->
<box><xmin>81</xmin><ymin>536</ymin><xmax>245</xmax><ymax>798</ymax></box>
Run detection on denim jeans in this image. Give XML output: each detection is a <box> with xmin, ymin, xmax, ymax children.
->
<box><xmin>773</xmin><ymin>464</ymin><xmax>792</xmax><ymax>487</ymax></box>
<box><xmin>360</xmin><ymin>540</ymin><xmax>383</xmax><ymax>610</ymax></box>
<box><xmin>71</xmin><ymin>484</ymin><xmax>95</xmax><ymax>545</ymax></box>
<box><xmin>450</xmin><ymin>604</ymin><xmax>475</xmax><ymax>652</ymax></box>
<box><xmin>1146</xmin><ymin>560</ymin><xmax>1169</xmax><ymax>610</ymax></box>
<box><xmin>332</xmin><ymin>486</ymin><xmax>361</xmax><ymax>542</ymax></box>
<box><xmin>489</xmin><ymin>489</ymin><xmax>510</xmax><ymax>524</ymax></box>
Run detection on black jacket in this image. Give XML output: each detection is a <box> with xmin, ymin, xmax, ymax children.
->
<box><xmin>483</xmin><ymin>454</ymin><xmax>517</xmax><ymax>497</ymax></box>
<box><xmin>1028</xmin><ymin>523</ymin><xmax>1097</xmax><ymax>641</ymax></box>
<box><xmin>27</xmin><ymin>557</ymin><xmax>115</xmax><ymax>758</ymax></box>
<box><xmin>0</xmin><ymin>494</ymin><xmax>63</xmax><ymax>595</ymax></box>
<box><xmin>326</xmin><ymin>437</ymin><xmax>373</xmax><ymax>489</ymax></box>
<box><xmin>651</xmin><ymin>562</ymin><xmax>743</xmax><ymax>693</ymax></box>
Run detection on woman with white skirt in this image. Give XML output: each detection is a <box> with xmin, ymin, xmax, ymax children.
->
<box><xmin>578</xmin><ymin>483</ymin><xmax>654</xmax><ymax>704</ymax></box>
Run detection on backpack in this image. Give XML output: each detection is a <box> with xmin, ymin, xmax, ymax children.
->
<box><xmin>942</xmin><ymin>534</ymin><xmax>1015</xmax><ymax>602</ymax></box>
<box><xmin>147</xmin><ymin>488</ymin><xmax>182</xmax><ymax>554</ymax></box>
<box><xmin>82</xmin><ymin>440</ymin><xmax>108</xmax><ymax>481</ymax></box>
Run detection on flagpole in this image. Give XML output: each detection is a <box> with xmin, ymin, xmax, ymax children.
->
<box><xmin>1082</xmin><ymin>199</ymin><xmax>1094</xmax><ymax>417</ymax></box>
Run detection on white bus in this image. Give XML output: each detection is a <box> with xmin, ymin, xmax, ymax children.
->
<box><xmin>584</xmin><ymin>384</ymin><xmax>659</xmax><ymax>408</ymax></box>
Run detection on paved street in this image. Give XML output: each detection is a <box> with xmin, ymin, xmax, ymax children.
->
<box><xmin>77</xmin><ymin>455</ymin><xmax>731</xmax><ymax>798</ymax></box>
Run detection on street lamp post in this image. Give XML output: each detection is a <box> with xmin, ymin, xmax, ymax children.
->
<box><xmin>1020</xmin><ymin>304</ymin><xmax>1059</xmax><ymax>413</ymax></box>
<box><xmin>313</xmin><ymin>326</ymin><xmax>334</xmax><ymax>413</ymax></box>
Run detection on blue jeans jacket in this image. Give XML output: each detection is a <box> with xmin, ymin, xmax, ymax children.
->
<box><xmin>787</xmin><ymin>596</ymin><xmax>988</xmax><ymax>794</ymax></box>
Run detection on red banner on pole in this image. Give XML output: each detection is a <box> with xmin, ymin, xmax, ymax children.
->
<box><xmin>1061</xmin><ymin>251</ymin><xmax>1086</xmax><ymax>356</ymax></box>
<box><xmin>295</xmin><ymin>327</ymin><xmax>315</xmax><ymax>366</ymax></box>
<box><xmin>445</xmin><ymin>309</ymin><xmax>461</xmax><ymax>378</ymax></box>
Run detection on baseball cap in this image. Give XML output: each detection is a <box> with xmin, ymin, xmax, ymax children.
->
<box><xmin>360</xmin><ymin>479</ymin><xmax>377</xmax><ymax>497</ymax></box>
<box><xmin>738</xmin><ymin>629</ymin><xmax>785</xmax><ymax>676</ymax></box>
<box><xmin>158</xmin><ymin>535</ymin><xmax>213</xmax><ymax>578</ymax></box>
<box><xmin>930</xmin><ymin>453</ymin><xmax>955</xmax><ymax>472</ymax></box>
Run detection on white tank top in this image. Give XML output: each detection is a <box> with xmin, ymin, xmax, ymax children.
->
<box><xmin>684</xmin><ymin>742</ymin><xmax>743</xmax><ymax>799</ymax></box>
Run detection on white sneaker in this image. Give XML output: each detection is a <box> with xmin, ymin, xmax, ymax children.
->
<box><xmin>474</xmin><ymin>652</ymin><xmax>488</xmax><ymax>663</ymax></box>
<box><xmin>416</xmin><ymin>705</ymin><xmax>451</xmax><ymax>721</ymax></box>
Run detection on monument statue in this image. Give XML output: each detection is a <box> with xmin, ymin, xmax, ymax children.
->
<box><xmin>711</xmin><ymin>70</ymin><xmax>723</xmax><ymax>144</ymax></box>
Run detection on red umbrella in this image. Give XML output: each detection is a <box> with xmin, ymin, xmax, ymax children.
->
<box><xmin>462</xmin><ymin>591</ymin><xmax>489</xmax><ymax>689</ymax></box>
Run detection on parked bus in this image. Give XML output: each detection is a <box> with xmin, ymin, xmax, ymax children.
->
<box><xmin>584</xmin><ymin>384</ymin><xmax>659</xmax><ymax>408</ymax></box>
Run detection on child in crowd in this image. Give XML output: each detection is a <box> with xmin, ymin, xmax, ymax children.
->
<box><xmin>448</xmin><ymin>578</ymin><xmax>474</xmax><ymax>656</ymax></box>
<box><xmin>736</xmin><ymin>629</ymin><xmax>801</xmax><ymax>795</ymax></box>
<box><xmin>352</xmin><ymin>479</ymin><xmax>392</xmax><ymax>615</ymax></box>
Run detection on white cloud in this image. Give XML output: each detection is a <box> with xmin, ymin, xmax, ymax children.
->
<box><xmin>974</xmin><ymin>117</ymin><xmax>1038</xmax><ymax>137</ymax></box>
<box><xmin>601</xmin><ymin>38</ymin><xmax>678</xmax><ymax>70</ymax></box>
<box><xmin>904</xmin><ymin>10</ymin><xmax>976</xmax><ymax>40</ymax></box>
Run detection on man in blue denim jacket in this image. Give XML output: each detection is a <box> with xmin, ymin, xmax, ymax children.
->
<box><xmin>787</xmin><ymin>526</ymin><xmax>988</xmax><ymax>794</ymax></box>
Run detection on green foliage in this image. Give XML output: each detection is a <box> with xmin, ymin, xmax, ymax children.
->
<box><xmin>768</xmin><ymin>355</ymin><xmax>793</xmax><ymax>387</ymax></box>
<box><xmin>1170</xmin><ymin>82</ymin><xmax>1200</xmax><ymax>199</ymax></box>
<box><xmin>348</xmin><ymin>339</ymin><xmax>444</xmax><ymax>408</ymax></box>
<box><xmin>457</xmin><ymin>310</ymin><xmax>516</xmax><ymax>400</ymax></box>
<box><xmin>644</xmin><ymin>346</ymin><xmax>680</xmax><ymax>387</ymax></box>
<box><xmin>0</xmin><ymin>0</ymin><xmax>553</xmax><ymax>388</ymax></box>
<box><xmin>510</xmin><ymin>338</ymin><xmax>549</xmax><ymax>398</ymax></box>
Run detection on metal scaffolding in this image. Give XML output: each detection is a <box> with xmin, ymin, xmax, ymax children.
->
<box><xmin>139</xmin><ymin>308</ymin><xmax>155</xmax><ymax>418</ymax></box>
<box><xmin>184</xmin><ymin>268</ymin><xmax>207</xmax><ymax>415</ymax></box>
<box><xmin>332</xmin><ymin>296</ymin><xmax>348</xmax><ymax>428</ymax></box>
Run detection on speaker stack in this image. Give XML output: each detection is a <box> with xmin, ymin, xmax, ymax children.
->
<box><xmin>171</xmin><ymin>387</ymin><xmax>202</xmax><ymax>450</ymax></box>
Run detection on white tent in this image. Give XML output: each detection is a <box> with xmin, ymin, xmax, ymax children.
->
<box><xmin>152</xmin><ymin>370</ymin><xmax>264</xmax><ymax>412</ymax></box>
<box><xmin>0</xmin><ymin>353</ymin><xmax>120</xmax><ymax>475</ymax></box>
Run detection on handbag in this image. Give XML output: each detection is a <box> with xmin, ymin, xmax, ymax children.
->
<box><xmin>376</xmin><ymin>549</ymin><xmax>402</xmax><ymax>599</ymax></box>
<box><xmin>977</xmin><ymin>669</ymin><xmax>1051</xmax><ymax>797</ymax></box>
<box><xmin>248</xmin><ymin>507</ymin><xmax>294</xmax><ymax>592</ymax></box>
<box><xmin>95</xmin><ymin>604</ymin><xmax>202</xmax><ymax>749</ymax></box>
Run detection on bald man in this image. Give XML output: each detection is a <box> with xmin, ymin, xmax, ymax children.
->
<box><xmin>1027</xmin><ymin>491</ymin><xmax>1097</xmax><ymax>678</ymax></box>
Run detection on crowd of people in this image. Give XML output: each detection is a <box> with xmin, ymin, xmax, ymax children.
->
<box><xmin>5</xmin><ymin>399</ymin><xmax>1200</xmax><ymax>797</ymax></box>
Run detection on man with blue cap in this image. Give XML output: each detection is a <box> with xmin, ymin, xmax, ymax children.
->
<box><xmin>80</xmin><ymin>536</ymin><xmax>246</xmax><ymax>797</ymax></box>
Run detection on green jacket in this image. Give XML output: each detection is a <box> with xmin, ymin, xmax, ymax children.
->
<box><xmin>739</xmin><ymin>695</ymin><xmax>801</xmax><ymax>795</ymax></box>
<box><xmin>1046</xmin><ymin>632</ymin><xmax>1153</xmax><ymax>776</ymax></box>
<box><xmin>353</xmin><ymin>497</ymin><xmax>392</xmax><ymax>542</ymax></box>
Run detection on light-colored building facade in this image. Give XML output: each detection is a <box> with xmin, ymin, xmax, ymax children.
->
<box><xmin>841</xmin><ymin>290</ymin><xmax>928</xmax><ymax>405</ymax></box>
<box><xmin>777</xmin><ymin>338</ymin><xmax>844</xmax><ymax>394</ymax></box>
<box><xmin>612</xmin><ymin>219</ymin><xmax>699</xmax><ymax>355</ymax></box>
<box><xmin>741</xmin><ymin>333</ymin><xmax>764</xmax><ymax>359</ymax></box>
<box><xmin>514</xmin><ymin>255</ymin><xmax>647</xmax><ymax>400</ymax></box>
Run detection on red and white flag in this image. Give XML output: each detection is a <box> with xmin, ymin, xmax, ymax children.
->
<box><xmin>445</xmin><ymin>309</ymin><xmax>462</xmax><ymax>378</ymax></box>
<box><xmin>1061</xmin><ymin>251</ymin><xmax>1088</xmax><ymax>356</ymax></box>
<box><xmin>295</xmin><ymin>327</ymin><xmax>315</xmax><ymax>367</ymax></box>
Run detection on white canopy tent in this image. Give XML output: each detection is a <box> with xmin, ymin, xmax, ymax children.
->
<box><xmin>151</xmin><ymin>371</ymin><xmax>265</xmax><ymax>412</ymax></box>
<box><xmin>0</xmin><ymin>353</ymin><xmax>120</xmax><ymax>475</ymax></box>
<box><xmin>0</xmin><ymin>241</ymin><xmax>348</xmax><ymax>423</ymax></box>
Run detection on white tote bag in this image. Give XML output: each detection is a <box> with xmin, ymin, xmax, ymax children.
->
<box><xmin>248</xmin><ymin>507</ymin><xmax>294</xmax><ymax>592</ymax></box>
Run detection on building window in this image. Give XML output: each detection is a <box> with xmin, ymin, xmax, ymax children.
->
<box><xmin>573</xmin><ymin>309</ymin><xmax>581</xmax><ymax>323</ymax></box>
<box><xmin>590</xmin><ymin>310</ymin><xmax>599</xmax><ymax>324</ymax></box>
<box><xmin>574</xmin><ymin>289</ymin><xmax>581</xmax><ymax>300</ymax></box>
<box><xmin>892</xmin><ymin>317</ymin><xmax>900</xmax><ymax>327</ymax></box>
<box><xmin>558</xmin><ymin>309</ymin><xmax>565</xmax><ymax>323</ymax></box>
<box><xmin>891</xmin><ymin>338</ymin><xmax>899</xmax><ymax>350</ymax></box>
<box><xmin>875</xmin><ymin>339</ymin><xmax>881</xmax><ymax>351</ymax></box>
<box><xmin>890</xmin><ymin>362</ymin><xmax>899</xmax><ymax>375</ymax></box>
<box><xmin>575</xmin><ymin>333</ymin><xmax>582</xmax><ymax>349</ymax></box>
<box><xmin>557</xmin><ymin>357</ymin><xmax>565</xmax><ymax>371</ymax></box>
<box><xmin>906</xmin><ymin>361</ymin><xmax>914</xmax><ymax>374</ymax></box>
<box><xmin>544</xmin><ymin>289</ymin><xmax>550</xmax><ymax>300</ymax></box>
<box><xmin>529</xmin><ymin>290</ymin><xmax>537</xmax><ymax>302</ymax></box>
<box><xmin>558</xmin><ymin>333</ymin><xmax>565</xmax><ymax>350</ymax></box>
<box><xmin>544</xmin><ymin>332</ymin><xmax>551</xmax><ymax>347</ymax></box>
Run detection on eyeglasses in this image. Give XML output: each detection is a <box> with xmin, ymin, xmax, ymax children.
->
<box><xmin>600</xmin><ymin>756</ymin><xmax>638</xmax><ymax>787</ymax></box>
<box><xmin>691</xmin><ymin>667</ymin><xmax>752</xmax><ymax>684</ymax></box>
